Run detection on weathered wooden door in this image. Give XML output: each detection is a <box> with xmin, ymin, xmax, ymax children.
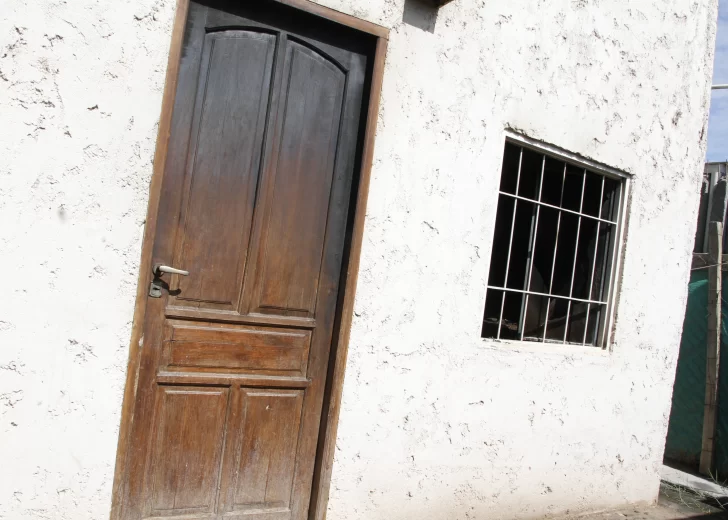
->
<box><xmin>115</xmin><ymin>2</ymin><xmax>370</xmax><ymax>518</ymax></box>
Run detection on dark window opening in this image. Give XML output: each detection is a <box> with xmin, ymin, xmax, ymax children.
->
<box><xmin>482</xmin><ymin>141</ymin><xmax>624</xmax><ymax>347</ymax></box>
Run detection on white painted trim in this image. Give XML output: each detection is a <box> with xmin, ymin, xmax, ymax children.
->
<box><xmin>505</xmin><ymin>131</ymin><xmax>633</xmax><ymax>180</ymax></box>
<box><xmin>482</xmin><ymin>337</ymin><xmax>612</xmax><ymax>358</ymax></box>
<box><xmin>604</xmin><ymin>176</ymin><xmax>631</xmax><ymax>351</ymax></box>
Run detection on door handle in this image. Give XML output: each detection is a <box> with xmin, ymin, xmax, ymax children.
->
<box><xmin>153</xmin><ymin>264</ymin><xmax>190</xmax><ymax>277</ymax></box>
<box><xmin>149</xmin><ymin>264</ymin><xmax>189</xmax><ymax>298</ymax></box>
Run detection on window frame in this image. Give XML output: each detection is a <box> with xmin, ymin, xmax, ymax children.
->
<box><xmin>483</xmin><ymin>133</ymin><xmax>630</xmax><ymax>349</ymax></box>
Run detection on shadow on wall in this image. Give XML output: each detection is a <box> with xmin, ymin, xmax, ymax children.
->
<box><xmin>402</xmin><ymin>0</ymin><xmax>438</xmax><ymax>33</ymax></box>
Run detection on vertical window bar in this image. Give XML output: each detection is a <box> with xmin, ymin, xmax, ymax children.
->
<box><xmin>542</xmin><ymin>162</ymin><xmax>568</xmax><ymax>342</ymax></box>
<box><xmin>520</xmin><ymin>154</ymin><xmax>546</xmax><ymax>341</ymax></box>
<box><xmin>563</xmin><ymin>169</ymin><xmax>587</xmax><ymax>343</ymax></box>
<box><xmin>582</xmin><ymin>175</ymin><xmax>606</xmax><ymax>345</ymax></box>
<box><xmin>497</xmin><ymin>147</ymin><xmax>524</xmax><ymax>339</ymax></box>
<box><xmin>563</xmin><ymin>301</ymin><xmax>572</xmax><ymax>344</ymax></box>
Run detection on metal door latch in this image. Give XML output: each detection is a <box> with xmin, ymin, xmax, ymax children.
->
<box><xmin>149</xmin><ymin>279</ymin><xmax>164</xmax><ymax>298</ymax></box>
<box><xmin>149</xmin><ymin>264</ymin><xmax>189</xmax><ymax>298</ymax></box>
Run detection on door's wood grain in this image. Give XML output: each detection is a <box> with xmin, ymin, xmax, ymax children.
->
<box><xmin>165</xmin><ymin>306</ymin><xmax>316</xmax><ymax>330</ymax></box>
<box><xmin>156</xmin><ymin>371</ymin><xmax>311</xmax><ymax>388</ymax></box>
<box><xmin>164</xmin><ymin>323</ymin><xmax>311</xmax><ymax>375</ymax></box>
<box><xmin>219</xmin><ymin>388</ymin><xmax>304</xmax><ymax>517</ymax></box>
<box><xmin>112</xmin><ymin>1</ymin><xmax>383</xmax><ymax>519</ymax></box>
<box><xmin>173</xmin><ymin>30</ymin><xmax>276</xmax><ymax>308</ymax></box>
<box><xmin>145</xmin><ymin>386</ymin><xmax>230</xmax><ymax>517</ymax></box>
<box><xmin>249</xmin><ymin>40</ymin><xmax>347</xmax><ymax>317</ymax></box>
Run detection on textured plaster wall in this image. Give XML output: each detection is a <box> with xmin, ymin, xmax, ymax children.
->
<box><xmin>0</xmin><ymin>0</ymin><xmax>717</xmax><ymax>519</ymax></box>
<box><xmin>0</xmin><ymin>1</ymin><xmax>174</xmax><ymax>518</ymax></box>
<box><xmin>324</xmin><ymin>1</ymin><xmax>718</xmax><ymax>519</ymax></box>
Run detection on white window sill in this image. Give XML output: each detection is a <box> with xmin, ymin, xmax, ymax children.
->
<box><xmin>481</xmin><ymin>337</ymin><xmax>611</xmax><ymax>357</ymax></box>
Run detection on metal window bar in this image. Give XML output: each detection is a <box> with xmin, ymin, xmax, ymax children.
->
<box><xmin>486</xmin><ymin>142</ymin><xmax>625</xmax><ymax>347</ymax></box>
<box><xmin>497</xmin><ymin>147</ymin><xmax>524</xmax><ymax>339</ymax></box>
<box><xmin>582</xmin><ymin>176</ymin><xmax>606</xmax><ymax>345</ymax></box>
<box><xmin>541</xmin><ymin>162</ymin><xmax>568</xmax><ymax>342</ymax></box>
<box><xmin>520</xmin><ymin>154</ymin><xmax>546</xmax><ymax>341</ymax></box>
<box><xmin>595</xmin><ymin>187</ymin><xmax>617</xmax><ymax>304</ymax></box>
<box><xmin>563</xmin><ymin>169</ymin><xmax>587</xmax><ymax>343</ymax></box>
<box><xmin>498</xmin><ymin>191</ymin><xmax>618</xmax><ymax>226</ymax></box>
<box><xmin>486</xmin><ymin>286</ymin><xmax>608</xmax><ymax>306</ymax></box>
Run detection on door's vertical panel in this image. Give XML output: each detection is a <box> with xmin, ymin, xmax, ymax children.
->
<box><xmin>172</xmin><ymin>30</ymin><xmax>277</xmax><ymax>308</ymax></box>
<box><xmin>145</xmin><ymin>386</ymin><xmax>230</xmax><ymax>517</ymax></box>
<box><xmin>220</xmin><ymin>388</ymin><xmax>304</xmax><ymax>516</ymax></box>
<box><xmin>245</xmin><ymin>41</ymin><xmax>347</xmax><ymax>317</ymax></box>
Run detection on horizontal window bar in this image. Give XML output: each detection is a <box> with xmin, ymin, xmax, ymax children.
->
<box><xmin>498</xmin><ymin>191</ymin><xmax>618</xmax><ymax>225</ymax></box>
<box><xmin>486</xmin><ymin>285</ymin><xmax>608</xmax><ymax>306</ymax></box>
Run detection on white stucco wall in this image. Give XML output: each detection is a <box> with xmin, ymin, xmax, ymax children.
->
<box><xmin>0</xmin><ymin>0</ymin><xmax>717</xmax><ymax>519</ymax></box>
<box><xmin>0</xmin><ymin>1</ymin><xmax>175</xmax><ymax>518</ymax></box>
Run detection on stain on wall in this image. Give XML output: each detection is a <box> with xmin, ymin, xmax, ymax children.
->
<box><xmin>0</xmin><ymin>0</ymin><xmax>718</xmax><ymax>519</ymax></box>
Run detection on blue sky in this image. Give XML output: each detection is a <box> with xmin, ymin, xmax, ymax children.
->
<box><xmin>707</xmin><ymin>0</ymin><xmax>728</xmax><ymax>161</ymax></box>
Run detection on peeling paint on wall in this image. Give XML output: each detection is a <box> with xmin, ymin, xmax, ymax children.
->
<box><xmin>0</xmin><ymin>0</ymin><xmax>718</xmax><ymax>519</ymax></box>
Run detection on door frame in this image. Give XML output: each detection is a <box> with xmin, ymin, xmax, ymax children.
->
<box><xmin>109</xmin><ymin>1</ymin><xmax>388</xmax><ymax>518</ymax></box>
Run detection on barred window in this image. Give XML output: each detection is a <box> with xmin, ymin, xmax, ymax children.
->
<box><xmin>482</xmin><ymin>141</ymin><xmax>625</xmax><ymax>347</ymax></box>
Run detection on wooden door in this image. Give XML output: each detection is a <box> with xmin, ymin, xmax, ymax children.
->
<box><xmin>115</xmin><ymin>2</ymin><xmax>372</xmax><ymax>519</ymax></box>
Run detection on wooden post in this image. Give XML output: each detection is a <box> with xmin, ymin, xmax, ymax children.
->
<box><xmin>700</xmin><ymin>221</ymin><xmax>723</xmax><ymax>475</ymax></box>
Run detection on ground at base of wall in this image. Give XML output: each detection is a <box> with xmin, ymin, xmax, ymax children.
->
<box><xmin>556</xmin><ymin>483</ymin><xmax>728</xmax><ymax>520</ymax></box>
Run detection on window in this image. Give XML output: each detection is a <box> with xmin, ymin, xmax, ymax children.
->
<box><xmin>482</xmin><ymin>140</ymin><xmax>625</xmax><ymax>347</ymax></box>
